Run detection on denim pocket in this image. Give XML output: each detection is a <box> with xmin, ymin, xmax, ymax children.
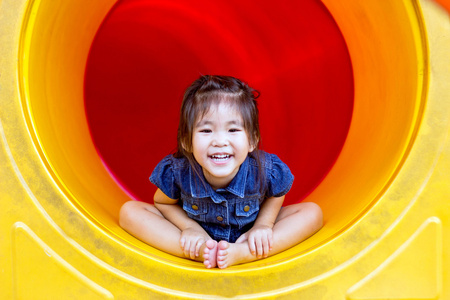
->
<box><xmin>235</xmin><ymin>198</ymin><xmax>260</xmax><ymax>227</ymax></box>
<box><xmin>183</xmin><ymin>199</ymin><xmax>207</xmax><ymax>222</ymax></box>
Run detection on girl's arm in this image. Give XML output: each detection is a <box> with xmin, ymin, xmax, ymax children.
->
<box><xmin>153</xmin><ymin>188</ymin><xmax>197</xmax><ymax>230</ymax></box>
<box><xmin>154</xmin><ymin>189</ymin><xmax>211</xmax><ymax>258</ymax></box>
<box><xmin>254</xmin><ymin>195</ymin><xmax>284</xmax><ymax>228</ymax></box>
<box><xmin>237</xmin><ymin>195</ymin><xmax>284</xmax><ymax>258</ymax></box>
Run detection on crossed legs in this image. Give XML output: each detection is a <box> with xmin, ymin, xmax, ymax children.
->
<box><xmin>119</xmin><ymin>201</ymin><xmax>323</xmax><ymax>268</ymax></box>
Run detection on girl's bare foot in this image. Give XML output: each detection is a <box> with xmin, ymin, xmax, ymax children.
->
<box><xmin>202</xmin><ymin>240</ymin><xmax>218</xmax><ymax>269</ymax></box>
<box><xmin>217</xmin><ymin>241</ymin><xmax>255</xmax><ymax>269</ymax></box>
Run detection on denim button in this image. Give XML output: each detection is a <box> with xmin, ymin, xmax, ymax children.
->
<box><xmin>216</xmin><ymin>216</ymin><xmax>223</xmax><ymax>222</ymax></box>
<box><xmin>243</xmin><ymin>205</ymin><xmax>250</xmax><ymax>212</ymax></box>
<box><xmin>192</xmin><ymin>205</ymin><xmax>198</xmax><ymax>210</ymax></box>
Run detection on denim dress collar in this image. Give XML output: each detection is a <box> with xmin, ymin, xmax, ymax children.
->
<box><xmin>188</xmin><ymin>155</ymin><xmax>249</xmax><ymax>202</ymax></box>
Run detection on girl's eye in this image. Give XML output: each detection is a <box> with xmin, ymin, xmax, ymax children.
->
<box><xmin>200</xmin><ymin>129</ymin><xmax>212</xmax><ymax>133</ymax></box>
<box><xmin>229</xmin><ymin>128</ymin><xmax>241</xmax><ymax>133</ymax></box>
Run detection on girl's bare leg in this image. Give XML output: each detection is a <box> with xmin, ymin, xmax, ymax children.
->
<box><xmin>217</xmin><ymin>202</ymin><xmax>323</xmax><ymax>269</ymax></box>
<box><xmin>119</xmin><ymin>201</ymin><xmax>218</xmax><ymax>268</ymax></box>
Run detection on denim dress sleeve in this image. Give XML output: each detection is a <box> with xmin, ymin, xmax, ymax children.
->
<box><xmin>266</xmin><ymin>153</ymin><xmax>294</xmax><ymax>198</ymax></box>
<box><xmin>149</xmin><ymin>155</ymin><xmax>181</xmax><ymax>200</ymax></box>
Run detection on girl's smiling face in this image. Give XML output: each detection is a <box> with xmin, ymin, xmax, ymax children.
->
<box><xmin>191</xmin><ymin>102</ymin><xmax>255</xmax><ymax>190</ymax></box>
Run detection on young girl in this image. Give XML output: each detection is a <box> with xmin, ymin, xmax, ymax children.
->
<box><xmin>119</xmin><ymin>75</ymin><xmax>323</xmax><ymax>269</ymax></box>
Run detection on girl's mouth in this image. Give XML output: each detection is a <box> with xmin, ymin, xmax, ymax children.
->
<box><xmin>210</xmin><ymin>154</ymin><xmax>231</xmax><ymax>162</ymax></box>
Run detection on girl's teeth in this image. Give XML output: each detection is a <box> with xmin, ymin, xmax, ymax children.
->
<box><xmin>211</xmin><ymin>155</ymin><xmax>230</xmax><ymax>160</ymax></box>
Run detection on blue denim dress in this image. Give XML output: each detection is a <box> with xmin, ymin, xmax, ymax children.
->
<box><xmin>149</xmin><ymin>151</ymin><xmax>294</xmax><ymax>243</ymax></box>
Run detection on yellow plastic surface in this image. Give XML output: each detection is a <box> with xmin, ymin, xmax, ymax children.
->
<box><xmin>1</xmin><ymin>0</ymin><xmax>449</xmax><ymax>298</ymax></box>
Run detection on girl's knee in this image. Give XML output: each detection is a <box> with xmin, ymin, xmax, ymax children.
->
<box><xmin>304</xmin><ymin>202</ymin><xmax>323</xmax><ymax>230</ymax></box>
<box><xmin>119</xmin><ymin>201</ymin><xmax>136</xmax><ymax>228</ymax></box>
<box><xmin>287</xmin><ymin>202</ymin><xmax>323</xmax><ymax>229</ymax></box>
<box><xmin>120</xmin><ymin>200</ymin><xmax>140</xmax><ymax>214</ymax></box>
<box><xmin>119</xmin><ymin>201</ymin><xmax>153</xmax><ymax>227</ymax></box>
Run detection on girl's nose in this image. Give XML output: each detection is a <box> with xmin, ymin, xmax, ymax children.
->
<box><xmin>212</xmin><ymin>132</ymin><xmax>229</xmax><ymax>147</ymax></box>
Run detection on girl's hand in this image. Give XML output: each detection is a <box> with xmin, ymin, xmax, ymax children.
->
<box><xmin>180</xmin><ymin>227</ymin><xmax>210</xmax><ymax>259</ymax></box>
<box><xmin>237</xmin><ymin>225</ymin><xmax>273</xmax><ymax>259</ymax></box>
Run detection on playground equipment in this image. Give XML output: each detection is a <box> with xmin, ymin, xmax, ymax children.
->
<box><xmin>1</xmin><ymin>0</ymin><xmax>449</xmax><ymax>298</ymax></box>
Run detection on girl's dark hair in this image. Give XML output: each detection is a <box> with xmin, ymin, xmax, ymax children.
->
<box><xmin>175</xmin><ymin>75</ymin><xmax>266</xmax><ymax>191</ymax></box>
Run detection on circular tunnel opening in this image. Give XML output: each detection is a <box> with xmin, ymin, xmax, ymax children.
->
<box><xmin>21</xmin><ymin>0</ymin><xmax>425</xmax><ymax>270</ymax></box>
<box><xmin>84</xmin><ymin>0</ymin><xmax>354</xmax><ymax>206</ymax></box>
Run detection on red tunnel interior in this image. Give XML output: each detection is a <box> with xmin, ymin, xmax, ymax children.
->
<box><xmin>84</xmin><ymin>0</ymin><xmax>354</xmax><ymax>205</ymax></box>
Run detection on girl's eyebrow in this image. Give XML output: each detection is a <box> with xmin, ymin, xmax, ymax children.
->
<box><xmin>227</xmin><ymin>120</ymin><xmax>243</xmax><ymax>126</ymax></box>
<box><xmin>195</xmin><ymin>120</ymin><xmax>212</xmax><ymax>127</ymax></box>
<box><xmin>195</xmin><ymin>119</ymin><xmax>242</xmax><ymax>127</ymax></box>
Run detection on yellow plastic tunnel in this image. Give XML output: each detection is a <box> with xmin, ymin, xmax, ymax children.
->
<box><xmin>1</xmin><ymin>0</ymin><xmax>450</xmax><ymax>299</ymax></box>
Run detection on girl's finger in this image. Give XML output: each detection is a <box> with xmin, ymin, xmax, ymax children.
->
<box><xmin>268</xmin><ymin>232</ymin><xmax>274</xmax><ymax>251</ymax></box>
<box><xmin>248</xmin><ymin>235</ymin><xmax>256</xmax><ymax>255</ymax></box>
<box><xmin>190</xmin><ymin>238</ymin><xmax>199</xmax><ymax>259</ymax></box>
<box><xmin>235</xmin><ymin>232</ymin><xmax>248</xmax><ymax>244</ymax></box>
<box><xmin>262</xmin><ymin>236</ymin><xmax>269</xmax><ymax>258</ymax></box>
<box><xmin>255</xmin><ymin>237</ymin><xmax>263</xmax><ymax>258</ymax></box>
<box><xmin>190</xmin><ymin>243</ymin><xmax>196</xmax><ymax>259</ymax></box>
<box><xmin>195</xmin><ymin>238</ymin><xmax>204</xmax><ymax>257</ymax></box>
<box><xmin>184</xmin><ymin>240</ymin><xmax>191</xmax><ymax>257</ymax></box>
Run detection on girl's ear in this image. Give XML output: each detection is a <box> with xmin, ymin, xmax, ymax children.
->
<box><xmin>249</xmin><ymin>137</ymin><xmax>258</xmax><ymax>153</ymax></box>
<box><xmin>181</xmin><ymin>141</ymin><xmax>191</xmax><ymax>153</ymax></box>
